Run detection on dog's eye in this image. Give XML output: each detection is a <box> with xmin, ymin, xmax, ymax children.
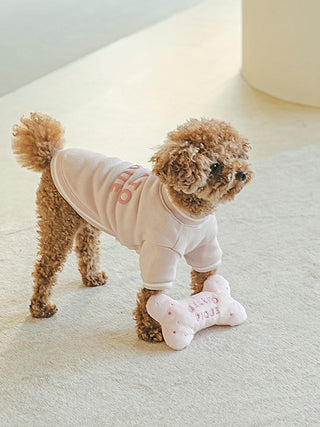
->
<box><xmin>210</xmin><ymin>163</ymin><xmax>219</xmax><ymax>172</ymax></box>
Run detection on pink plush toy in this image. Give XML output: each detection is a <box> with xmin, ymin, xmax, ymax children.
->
<box><xmin>146</xmin><ymin>275</ymin><xmax>247</xmax><ymax>350</ymax></box>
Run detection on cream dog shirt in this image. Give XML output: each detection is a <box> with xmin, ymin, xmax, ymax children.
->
<box><xmin>51</xmin><ymin>148</ymin><xmax>222</xmax><ymax>290</ymax></box>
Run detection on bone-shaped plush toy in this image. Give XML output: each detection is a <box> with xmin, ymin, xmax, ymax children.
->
<box><xmin>146</xmin><ymin>275</ymin><xmax>247</xmax><ymax>350</ymax></box>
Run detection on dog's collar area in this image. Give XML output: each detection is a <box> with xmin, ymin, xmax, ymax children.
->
<box><xmin>160</xmin><ymin>185</ymin><xmax>210</xmax><ymax>225</ymax></box>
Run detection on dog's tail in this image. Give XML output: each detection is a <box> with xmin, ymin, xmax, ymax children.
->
<box><xmin>12</xmin><ymin>112</ymin><xmax>65</xmax><ymax>172</ymax></box>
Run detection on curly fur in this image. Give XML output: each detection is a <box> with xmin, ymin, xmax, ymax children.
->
<box><xmin>30</xmin><ymin>169</ymin><xmax>82</xmax><ymax>317</ymax></box>
<box><xmin>75</xmin><ymin>222</ymin><xmax>107</xmax><ymax>287</ymax></box>
<box><xmin>190</xmin><ymin>270</ymin><xmax>217</xmax><ymax>295</ymax></box>
<box><xmin>12</xmin><ymin>112</ymin><xmax>252</xmax><ymax>342</ymax></box>
<box><xmin>151</xmin><ymin>117</ymin><xmax>253</xmax><ymax>217</ymax></box>
<box><xmin>12</xmin><ymin>112</ymin><xmax>65</xmax><ymax>172</ymax></box>
<box><xmin>151</xmin><ymin>143</ymin><xmax>212</xmax><ymax>194</ymax></box>
<box><xmin>133</xmin><ymin>288</ymin><xmax>163</xmax><ymax>342</ymax></box>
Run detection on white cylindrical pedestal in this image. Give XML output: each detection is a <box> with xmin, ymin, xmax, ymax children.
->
<box><xmin>242</xmin><ymin>0</ymin><xmax>320</xmax><ymax>107</ymax></box>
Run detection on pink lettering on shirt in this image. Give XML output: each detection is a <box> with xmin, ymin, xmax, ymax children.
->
<box><xmin>110</xmin><ymin>182</ymin><xmax>123</xmax><ymax>194</ymax></box>
<box><xmin>118</xmin><ymin>189</ymin><xmax>132</xmax><ymax>204</ymax></box>
<box><xmin>117</xmin><ymin>170</ymin><xmax>134</xmax><ymax>183</ymax></box>
<box><xmin>111</xmin><ymin>169</ymin><xmax>151</xmax><ymax>205</ymax></box>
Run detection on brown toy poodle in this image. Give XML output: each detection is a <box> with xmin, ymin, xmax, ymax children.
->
<box><xmin>12</xmin><ymin>112</ymin><xmax>253</xmax><ymax>343</ymax></box>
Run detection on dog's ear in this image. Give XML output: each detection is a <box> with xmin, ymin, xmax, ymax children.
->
<box><xmin>151</xmin><ymin>142</ymin><xmax>211</xmax><ymax>194</ymax></box>
<box><xmin>241</xmin><ymin>138</ymin><xmax>252</xmax><ymax>158</ymax></box>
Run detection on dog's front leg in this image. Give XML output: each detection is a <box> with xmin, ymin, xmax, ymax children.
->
<box><xmin>133</xmin><ymin>288</ymin><xmax>164</xmax><ymax>343</ymax></box>
<box><xmin>190</xmin><ymin>269</ymin><xmax>217</xmax><ymax>295</ymax></box>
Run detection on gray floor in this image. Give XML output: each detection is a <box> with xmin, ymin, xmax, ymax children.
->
<box><xmin>0</xmin><ymin>0</ymin><xmax>204</xmax><ymax>97</ymax></box>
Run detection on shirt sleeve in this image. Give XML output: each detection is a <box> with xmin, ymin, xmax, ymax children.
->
<box><xmin>184</xmin><ymin>237</ymin><xmax>222</xmax><ymax>273</ymax></box>
<box><xmin>139</xmin><ymin>241</ymin><xmax>181</xmax><ymax>290</ymax></box>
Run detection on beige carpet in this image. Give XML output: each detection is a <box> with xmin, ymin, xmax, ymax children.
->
<box><xmin>1</xmin><ymin>143</ymin><xmax>319</xmax><ymax>426</ymax></box>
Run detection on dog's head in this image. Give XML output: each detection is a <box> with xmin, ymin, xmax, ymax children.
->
<box><xmin>151</xmin><ymin>118</ymin><xmax>253</xmax><ymax>210</ymax></box>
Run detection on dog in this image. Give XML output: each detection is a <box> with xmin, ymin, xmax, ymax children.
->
<box><xmin>12</xmin><ymin>112</ymin><xmax>253</xmax><ymax>342</ymax></box>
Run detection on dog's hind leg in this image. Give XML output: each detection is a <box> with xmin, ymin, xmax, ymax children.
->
<box><xmin>75</xmin><ymin>222</ymin><xmax>107</xmax><ymax>287</ymax></box>
<box><xmin>30</xmin><ymin>170</ymin><xmax>82</xmax><ymax>318</ymax></box>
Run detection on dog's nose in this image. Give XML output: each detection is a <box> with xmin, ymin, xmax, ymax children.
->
<box><xmin>236</xmin><ymin>171</ymin><xmax>247</xmax><ymax>181</ymax></box>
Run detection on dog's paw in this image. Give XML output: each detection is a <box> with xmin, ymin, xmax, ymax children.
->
<box><xmin>136</xmin><ymin>323</ymin><xmax>164</xmax><ymax>343</ymax></box>
<box><xmin>83</xmin><ymin>271</ymin><xmax>107</xmax><ymax>287</ymax></box>
<box><xmin>29</xmin><ymin>302</ymin><xmax>58</xmax><ymax>318</ymax></box>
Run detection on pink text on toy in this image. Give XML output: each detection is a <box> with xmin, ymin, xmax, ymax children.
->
<box><xmin>187</xmin><ymin>296</ymin><xmax>219</xmax><ymax>312</ymax></box>
<box><xmin>188</xmin><ymin>295</ymin><xmax>220</xmax><ymax>322</ymax></box>
<box><xmin>195</xmin><ymin>307</ymin><xmax>221</xmax><ymax>322</ymax></box>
